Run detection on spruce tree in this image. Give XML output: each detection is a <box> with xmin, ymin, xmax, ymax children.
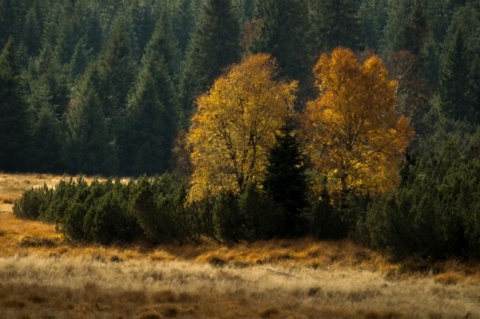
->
<box><xmin>72</xmin><ymin>3</ymin><xmax>103</xmax><ymax>55</ymax></box>
<box><xmin>439</xmin><ymin>29</ymin><xmax>474</xmax><ymax>121</ymax></box>
<box><xmin>263</xmin><ymin>120</ymin><xmax>308</xmax><ymax>237</ymax></box>
<box><xmin>95</xmin><ymin>17</ymin><xmax>137</xmax><ymax>122</ymax></box>
<box><xmin>118</xmin><ymin>22</ymin><xmax>178</xmax><ymax>175</ymax></box>
<box><xmin>171</xmin><ymin>0</ymin><xmax>201</xmax><ymax>56</ymax></box>
<box><xmin>246</xmin><ymin>0</ymin><xmax>313</xmax><ymax>104</ymax></box>
<box><xmin>86</xmin><ymin>16</ymin><xmax>137</xmax><ymax>174</ymax></box>
<box><xmin>63</xmin><ymin>67</ymin><xmax>116</xmax><ymax>175</ymax></box>
<box><xmin>28</xmin><ymin>45</ymin><xmax>71</xmax><ymax>116</ymax></box>
<box><xmin>179</xmin><ymin>0</ymin><xmax>240</xmax><ymax>123</ymax></box>
<box><xmin>21</xmin><ymin>7</ymin><xmax>42</xmax><ymax>56</ymax></box>
<box><xmin>249</xmin><ymin>0</ymin><xmax>310</xmax><ymax>82</ymax></box>
<box><xmin>0</xmin><ymin>38</ymin><xmax>31</xmax><ymax>172</ymax></box>
<box><xmin>468</xmin><ymin>56</ymin><xmax>480</xmax><ymax>122</ymax></box>
<box><xmin>69</xmin><ymin>38</ymin><xmax>90</xmax><ymax>80</ymax></box>
<box><xmin>236</xmin><ymin>0</ymin><xmax>256</xmax><ymax>26</ymax></box>
<box><xmin>381</xmin><ymin>0</ymin><xmax>413</xmax><ymax>60</ymax></box>
<box><xmin>310</xmin><ymin>0</ymin><xmax>361</xmax><ymax>52</ymax></box>
<box><xmin>0</xmin><ymin>0</ymin><xmax>17</xmax><ymax>48</ymax></box>
<box><xmin>358</xmin><ymin>0</ymin><xmax>388</xmax><ymax>51</ymax></box>
<box><xmin>130</xmin><ymin>0</ymin><xmax>157</xmax><ymax>62</ymax></box>
<box><xmin>31</xmin><ymin>105</ymin><xmax>64</xmax><ymax>173</ymax></box>
<box><xmin>403</xmin><ymin>0</ymin><xmax>428</xmax><ymax>56</ymax></box>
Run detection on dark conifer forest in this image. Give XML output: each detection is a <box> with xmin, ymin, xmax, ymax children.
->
<box><xmin>3</xmin><ymin>0</ymin><xmax>480</xmax><ymax>259</ymax></box>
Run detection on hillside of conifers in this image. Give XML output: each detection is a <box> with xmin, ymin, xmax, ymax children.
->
<box><xmin>2</xmin><ymin>0</ymin><xmax>480</xmax><ymax>305</ymax></box>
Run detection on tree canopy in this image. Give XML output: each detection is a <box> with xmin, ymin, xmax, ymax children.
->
<box><xmin>303</xmin><ymin>48</ymin><xmax>414</xmax><ymax>202</ymax></box>
<box><xmin>187</xmin><ymin>54</ymin><xmax>297</xmax><ymax>202</ymax></box>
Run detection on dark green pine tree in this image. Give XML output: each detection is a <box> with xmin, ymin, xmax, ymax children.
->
<box><xmin>0</xmin><ymin>0</ymin><xmax>19</xmax><ymax>48</ymax></box>
<box><xmin>438</xmin><ymin>29</ymin><xmax>475</xmax><ymax>121</ymax></box>
<box><xmin>72</xmin><ymin>3</ymin><xmax>103</xmax><ymax>55</ymax></box>
<box><xmin>247</xmin><ymin>0</ymin><xmax>313</xmax><ymax>104</ymax></box>
<box><xmin>95</xmin><ymin>17</ymin><xmax>137</xmax><ymax>122</ymax></box>
<box><xmin>248</xmin><ymin>0</ymin><xmax>310</xmax><ymax>82</ymax></box>
<box><xmin>0</xmin><ymin>38</ymin><xmax>31</xmax><ymax>172</ymax></box>
<box><xmin>130</xmin><ymin>0</ymin><xmax>157</xmax><ymax>62</ymax></box>
<box><xmin>179</xmin><ymin>0</ymin><xmax>240</xmax><ymax>123</ymax></box>
<box><xmin>403</xmin><ymin>0</ymin><xmax>428</xmax><ymax>56</ymax></box>
<box><xmin>117</xmin><ymin>23</ymin><xmax>178</xmax><ymax>176</ymax></box>
<box><xmin>381</xmin><ymin>0</ymin><xmax>413</xmax><ymax>60</ymax></box>
<box><xmin>28</xmin><ymin>45</ymin><xmax>71</xmax><ymax>116</ymax></box>
<box><xmin>63</xmin><ymin>68</ymin><xmax>116</xmax><ymax>176</ymax></box>
<box><xmin>171</xmin><ymin>0</ymin><xmax>201</xmax><ymax>56</ymax></box>
<box><xmin>31</xmin><ymin>105</ymin><xmax>64</xmax><ymax>173</ymax></box>
<box><xmin>263</xmin><ymin>120</ymin><xmax>308</xmax><ymax>237</ymax></box>
<box><xmin>42</xmin><ymin>1</ymin><xmax>77</xmax><ymax>65</ymax></box>
<box><xmin>358</xmin><ymin>0</ymin><xmax>388</xmax><ymax>51</ymax></box>
<box><xmin>69</xmin><ymin>38</ymin><xmax>91</xmax><ymax>80</ymax></box>
<box><xmin>310</xmin><ymin>0</ymin><xmax>361</xmax><ymax>52</ymax></box>
<box><xmin>467</xmin><ymin>55</ymin><xmax>480</xmax><ymax>123</ymax></box>
<box><xmin>21</xmin><ymin>6</ymin><xmax>42</xmax><ymax>56</ymax></box>
<box><xmin>235</xmin><ymin>0</ymin><xmax>257</xmax><ymax>26</ymax></box>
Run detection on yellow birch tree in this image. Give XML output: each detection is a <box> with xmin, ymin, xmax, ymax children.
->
<box><xmin>303</xmin><ymin>48</ymin><xmax>414</xmax><ymax>202</ymax></box>
<box><xmin>187</xmin><ymin>54</ymin><xmax>297</xmax><ymax>202</ymax></box>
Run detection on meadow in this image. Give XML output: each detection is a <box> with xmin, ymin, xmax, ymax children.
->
<box><xmin>1</xmin><ymin>174</ymin><xmax>480</xmax><ymax>319</ymax></box>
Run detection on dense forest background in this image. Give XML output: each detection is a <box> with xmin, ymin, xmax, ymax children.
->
<box><xmin>3</xmin><ymin>0</ymin><xmax>480</xmax><ymax>259</ymax></box>
<box><xmin>1</xmin><ymin>0</ymin><xmax>479</xmax><ymax>176</ymax></box>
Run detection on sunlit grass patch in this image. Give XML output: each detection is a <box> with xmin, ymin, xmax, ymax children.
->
<box><xmin>435</xmin><ymin>271</ymin><xmax>464</xmax><ymax>285</ymax></box>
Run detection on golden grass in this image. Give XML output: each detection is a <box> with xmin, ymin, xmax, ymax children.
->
<box><xmin>1</xmin><ymin>173</ymin><xmax>480</xmax><ymax>318</ymax></box>
<box><xmin>1</xmin><ymin>254</ymin><xmax>480</xmax><ymax>318</ymax></box>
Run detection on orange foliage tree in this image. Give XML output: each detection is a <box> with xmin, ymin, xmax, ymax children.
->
<box><xmin>303</xmin><ymin>48</ymin><xmax>414</xmax><ymax>203</ymax></box>
<box><xmin>187</xmin><ymin>54</ymin><xmax>297</xmax><ymax>202</ymax></box>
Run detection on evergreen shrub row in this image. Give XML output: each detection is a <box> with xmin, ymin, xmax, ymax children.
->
<box><xmin>14</xmin><ymin>176</ymin><xmax>194</xmax><ymax>244</ymax></box>
<box><xmin>14</xmin><ymin>150</ymin><xmax>480</xmax><ymax>261</ymax></box>
<box><xmin>13</xmin><ymin>175</ymin><xmax>338</xmax><ymax>245</ymax></box>
<box><xmin>362</xmin><ymin>144</ymin><xmax>480</xmax><ymax>260</ymax></box>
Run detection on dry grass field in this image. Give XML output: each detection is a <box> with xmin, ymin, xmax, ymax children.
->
<box><xmin>1</xmin><ymin>173</ymin><xmax>480</xmax><ymax>318</ymax></box>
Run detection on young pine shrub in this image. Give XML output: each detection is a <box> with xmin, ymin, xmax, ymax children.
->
<box><xmin>212</xmin><ymin>185</ymin><xmax>288</xmax><ymax>243</ymax></box>
<box><xmin>239</xmin><ymin>184</ymin><xmax>286</xmax><ymax>240</ymax></box>
<box><xmin>365</xmin><ymin>149</ymin><xmax>480</xmax><ymax>260</ymax></box>
<box><xmin>57</xmin><ymin>178</ymin><xmax>92</xmax><ymax>241</ymax></box>
<box><xmin>309</xmin><ymin>189</ymin><xmax>347</xmax><ymax>240</ymax></box>
<box><xmin>83</xmin><ymin>180</ymin><xmax>140</xmax><ymax>244</ymax></box>
<box><xmin>187</xmin><ymin>196</ymin><xmax>216</xmax><ymax>239</ymax></box>
<box><xmin>212</xmin><ymin>191</ymin><xmax>242</xmax><ymax>244</ymax></box>
<box><xmin>41</xmin><ymin>178</ymin><xmax>83</xmax><ymax>222</ymax></box>
<box><xmin>131</xmin><ymin>175</ymin><xmax>190</xmax><ymax>244</ymax></box>
<box><xmin>13</xmin><ymin>184</ymin><xmax>52</xmax><ymax>220</ymax></box>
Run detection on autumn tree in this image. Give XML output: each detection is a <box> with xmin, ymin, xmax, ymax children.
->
<box><xmin>303</xmin><ymin>48</ymin><xmax>414</xmax><ymax>207</ymax></box>
<box><xmin>187</xmin><ymin>54</ymin><xmax>297</xmax><ymax>202</ymax></box>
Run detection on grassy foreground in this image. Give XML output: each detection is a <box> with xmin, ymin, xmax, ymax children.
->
<box><xmin>1</xmin><ymin>174</ymin><xmax>480</xmax><ymax>318</ymax></box>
